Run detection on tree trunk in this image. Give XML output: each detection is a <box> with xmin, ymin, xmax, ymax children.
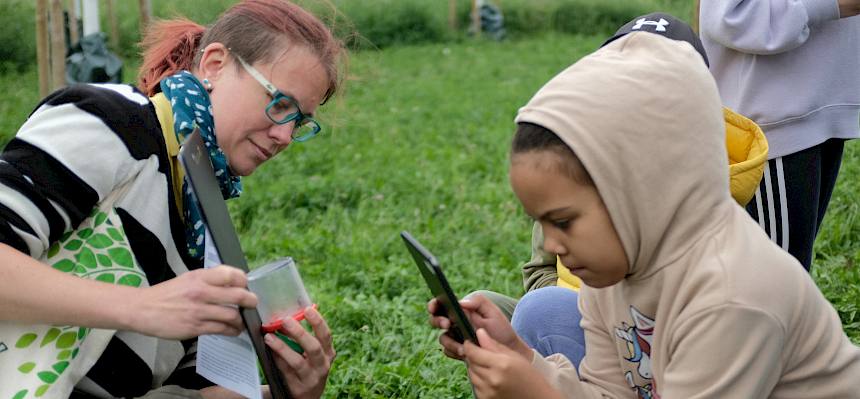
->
<box><xmin>67</xmin><ymin>0</ymin><xmax>79</xmax><ymax>45</ymax></box>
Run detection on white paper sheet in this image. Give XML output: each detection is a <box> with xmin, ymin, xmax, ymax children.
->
<box><xmin>196</xmin><ymin>228</ymin><xmax>262</xmax><ymax>399</ymax></box>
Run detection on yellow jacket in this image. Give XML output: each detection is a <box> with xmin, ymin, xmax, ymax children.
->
<box><xmin>556</xmin><ymin>107</ymin><xmax>768</xmax><ymax>290</ymax></box>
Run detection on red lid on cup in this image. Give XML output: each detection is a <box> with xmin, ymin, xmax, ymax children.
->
<box><xmin>261</xmin><ymin>304</ymin><xmax>318</xmax><ymax>333</ymax></box>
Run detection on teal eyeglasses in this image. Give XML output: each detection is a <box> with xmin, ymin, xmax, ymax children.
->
<box><xmin>234</xmin><ymin>54</ymin><xmax>321</xmax><ymax>142</ymax></box>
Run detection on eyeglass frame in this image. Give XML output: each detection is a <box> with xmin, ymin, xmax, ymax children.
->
<box><xmin>232</xmin><ymin>53</ymin><xmax>322</xmax><ymax>143</ymax></box>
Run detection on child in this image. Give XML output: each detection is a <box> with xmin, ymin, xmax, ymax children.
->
<box><xmin>474</xmin><ymin>12</ymin><xmax>769</xmax><ymax>370</ymax></box>
<box><xmin>521</xmin><ymin>11</ymin><xmax>768</xmax><ymax>298</ymax></box>
<box><xmin>430</xmin><ymin>31</ymin><xmax>860</xmax><ymax>398</ymax></box>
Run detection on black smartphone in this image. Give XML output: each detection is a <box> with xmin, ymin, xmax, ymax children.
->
<box><xmin>401</xmin><ymin>231</ymin><xmax>478</xmax><ymax>344</ymax></box>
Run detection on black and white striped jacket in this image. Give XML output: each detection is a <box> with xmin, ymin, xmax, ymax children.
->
<box><xmin>0</xmin><ymin>84</ymin><xmax>211</xmax><ymax>397</ymax></box>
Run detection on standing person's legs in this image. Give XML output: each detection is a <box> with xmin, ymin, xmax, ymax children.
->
<box><xmin>511</xmin><ymin>287</ymin><xmax>585</xmax><ymax>368</ymax></box>
<box><xmin>744</xmin><ymin>139</ymin><xmax>846</xmax><ymax>270</ymax></box>
<box><xmin>814</xmin><ymin>139</ymin><xmax>845</xmax><ymax>234</ymax></box>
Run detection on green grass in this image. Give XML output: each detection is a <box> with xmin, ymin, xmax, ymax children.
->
<box><xmin>814</xmin><ymin>141</ymin><xmax>860</xmax><ymax>343</ymax></box>
<box><xmin>1</xmin><ymin>31</ymin><xmax>858</xmax><ymax>397</ymax></box>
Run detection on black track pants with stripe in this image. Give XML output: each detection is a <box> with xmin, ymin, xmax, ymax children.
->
<box><xmin>744</xmin><ymin>138</ymin><xmax>845</xmax><ymax>271</ymax></box>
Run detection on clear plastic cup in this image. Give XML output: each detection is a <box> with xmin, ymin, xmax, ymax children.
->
<box><xmin>247</xmin><ymin>257</ymin><xmax>315</xmax><ymax>348</ymax></box>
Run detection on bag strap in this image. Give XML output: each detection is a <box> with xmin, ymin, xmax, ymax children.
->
<box><xmin>150</xmin><ymin>93</ymin><xmax>185</xmax><ymax>217</ymax></box>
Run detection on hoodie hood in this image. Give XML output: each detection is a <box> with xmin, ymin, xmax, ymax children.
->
<box><xmin>516</xmin><ymin>32</ymin><xmax>732</xmax><ymax>279</ymax></box>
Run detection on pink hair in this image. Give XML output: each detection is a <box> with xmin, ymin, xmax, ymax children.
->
<box><xmin>137</xmin><ymin>0</ymin><xmax>344</xmax><ymax>99</ymax></box>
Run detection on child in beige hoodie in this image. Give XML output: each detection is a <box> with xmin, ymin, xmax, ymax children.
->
<box><xmin>429</xmin><ymin>31</ymin><xmax>860</xmax><ymax>398</ymax></box>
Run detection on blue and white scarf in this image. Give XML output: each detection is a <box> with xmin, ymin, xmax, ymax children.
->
<box><xmin>161</xmin><ymin>71</ymin><xmax>242</xmax><ymax>262</ymax></box>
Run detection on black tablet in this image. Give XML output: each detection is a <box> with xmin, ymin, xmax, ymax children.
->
<box><xmin>179</xmin><ymin>129</ymin><xmax>292</xmax><ymax>399</ymax></box>
<box><xmin>401</xmin><ymin>231</ymin><xmax>478</xmax><ymax>344</ymax></box>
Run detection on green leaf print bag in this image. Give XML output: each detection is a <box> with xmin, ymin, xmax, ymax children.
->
<box><xmin>0</xmin><ymin>191</ymin><xmax>148</xmax><ymax>399</ymax></box>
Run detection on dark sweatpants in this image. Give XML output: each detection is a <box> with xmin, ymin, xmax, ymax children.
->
<box><xmin>744</xmin><ymin>139</ymin><xmax>845</xmax><ymax>271</ymax></box>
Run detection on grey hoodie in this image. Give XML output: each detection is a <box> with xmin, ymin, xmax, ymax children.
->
<box><xmin>699</xmin><ymin>0</ymin><xmax>860</xmax><ymax>158</ymax></box>
<box><xmin>515</xmin><ymin>32</ymin><xmax>860</xmax><ymax>399</ymax></box>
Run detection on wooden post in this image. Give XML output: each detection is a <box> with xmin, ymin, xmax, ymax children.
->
<box><xmin>692</xmin><ymin>0</ymin><xmax>700</xmax><ymax>33</ymax></box>
<box><xmin>36</xmin><ymin>0</ymin><xmax>51</xmax><ymax>96</ymax></box>
<box><xmin>106</xmin><ymin>0</ymin><xmax>120</xmax><ymax>51</ymax></box>
<box><xmin>67</xmin><ymin>0</ymin><xmax>79</xmax><ymax>45</ymax></box>
<box><xmin>49</xmin><ymin>0</ymin><xmax>66</xmax><ymax>90</ymax></box>
<box><xmin>448</xmin><ymin>0</ymin><xmax>458</xmax><ymax>31</ymax></box>
<box><xmin>139</xmin><ymin>0</ymin><xmax>152</xmax><ymax>33</ymax></box>
<box><xmin>471</xmin><ymin>0</ymin><xmax>481</xmax><ymax>37</ymax></box>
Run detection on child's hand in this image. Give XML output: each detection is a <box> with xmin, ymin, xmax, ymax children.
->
<box><xmin>427</xmin><ymin>298</ymin><xmax>466</xmax><ymax>360</ymax></box>
<box><xmin>427</xmin><ymin>294</ymin><xmax>531</xmax><ymax>361</ymax></box>
<box><xmin>464</xmin><ymin>329</ymin><xmax>563</xmax><ymax>399</ymax></box>
<box><xmin>460</xmin><ymin>294</ymin><xmax>532</xmax><ymax>358</ymax></box>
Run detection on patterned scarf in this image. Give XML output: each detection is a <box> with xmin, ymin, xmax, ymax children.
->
<box><xmin>160</xmin><ymin>71</ymin><xmax>242</xmax><ymax>262</ymax></box>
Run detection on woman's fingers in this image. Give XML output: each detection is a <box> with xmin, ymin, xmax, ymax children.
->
<box><xmin>180</xmin><ymin>268</ymin><xmax>258</xmax><ymax>308</ymax></box>
<box><xmin>283</xmin><ymin>318</ymin><xmax>327</xmax><ymax>372</ymax></box>
<box><xmin>266</xmin><ymin>333</ymin><xmax>305</xmax><ymax>370</ymax></box>
<box><xmin>266</xmin><ymin>325</ymin><xmax>332</xmax><ymax>399</ymax></box>
<box><xmin>305</xmin><ymin>307</ymin><xmax>335</xmax><ymax>359</ymax></box>
<box><xmin>200</xmin><ymin>265</ymin><xmax>249</xmax><ymax>288</ymax></box>
<box><xmin>196</xmin><ymin>320</ymin><xmax>242</xmax><ymax>337</ymax></box>
<box><xmin>209</xmin><ymin>286</ymin><xmax>258</xmax><ymax>308</ymax></box>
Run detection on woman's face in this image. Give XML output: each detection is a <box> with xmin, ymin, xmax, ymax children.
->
<box><xmin>199</xmin><ymin>44</ymin><xmax>329</xmax><ymax>176</ymax></box>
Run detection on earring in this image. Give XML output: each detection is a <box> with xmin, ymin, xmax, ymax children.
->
<box><xmin>202</xmin><ymin>78</ymin><xmax>213</xmax><ymax>92</ymax></box>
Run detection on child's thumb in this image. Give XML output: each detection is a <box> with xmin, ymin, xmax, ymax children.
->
<box><xmin>476</xmin><ymin>328</ymin><xmax>499</xmax><ymax>350</ymax></box>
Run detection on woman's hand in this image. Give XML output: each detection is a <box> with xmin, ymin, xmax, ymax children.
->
<box><xmin>265</xmin><ymin>306</ymin><xmax>335</xmax><ymax>399</ymax></box>
<box><xmin>465</xmin><ymin>329</ymin><xmax>563</xmax><ymax>399</ymax></box>
<box><xmin>129</xmin><ymin>265</ymin><xmax>258</xmax><ymax>339</ymax></box>
<box><xmin>428</xmin><ymin>294</ymin><xmax>532</xmax><ymax>361</ymax></box>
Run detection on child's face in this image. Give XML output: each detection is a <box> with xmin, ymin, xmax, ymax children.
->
<box><xmin>510</xmin><ymin>151</ymin><xmax>629</xmax><ymax>288</ymax></box>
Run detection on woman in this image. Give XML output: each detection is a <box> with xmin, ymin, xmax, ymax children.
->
<box><xmin>0</xmin><ymin>1</ymin><xmax>343</xmax><ymax>398</ymax></box>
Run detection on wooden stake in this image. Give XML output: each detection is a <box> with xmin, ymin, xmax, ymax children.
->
<box><xmin>448</xmin><ymin>0</ymin><xmax>458</xmax><ymax>31</ymax></box>
<box><xmin>36</xmin><ymin>0</ymin><xmax>50</xmax><ymax>96</ymax></box>
<box><xmin>692</xmin><ymin>0</ymin><xmax>700</xmax><ymax>34</ymax></box>
<box><xmin>49</xmin><ymin>0</ymin><xmax>66</xmax><ymax>90</ymax></box>
<box><xmin>139</xmin><ymin>0</ymin><xmax>152</xmax><ymax>33</ymax></box>
<box><xmin>67</xmin><ymin>0</ymin><xmax>79</xmax><ymax>45</ymax></box>
<box><xmin>106</xmin><ymin>0</ymin><xmax>120</xmax><ymax>51</ymax></box>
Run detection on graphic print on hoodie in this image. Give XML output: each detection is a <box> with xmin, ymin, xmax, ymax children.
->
<box><xmin>616</xmin><ymin>307</ymin><xmax>655</xmax><ymax>399</ymax></box>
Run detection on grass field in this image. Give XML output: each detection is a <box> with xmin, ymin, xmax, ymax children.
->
<box><xmin>1</xmin><ymin>32</ymin><xmax>858</xmax><ymax>397</ymax></box>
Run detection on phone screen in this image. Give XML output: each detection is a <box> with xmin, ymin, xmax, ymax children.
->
<box><xmin>401</xmin><ymin>231</ymin><xmax>477</xmax><ymax>344</ymax></box>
